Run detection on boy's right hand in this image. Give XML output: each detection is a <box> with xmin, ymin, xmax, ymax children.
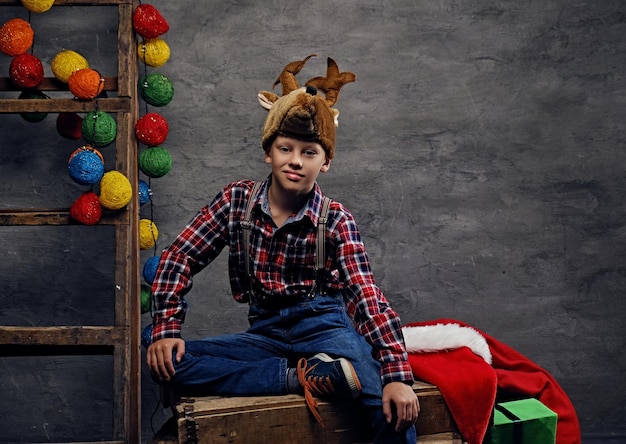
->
<box><xmin>147</xmin><ymin>338</ymin><xmax>185</xmax><ymax>381</ymax></box>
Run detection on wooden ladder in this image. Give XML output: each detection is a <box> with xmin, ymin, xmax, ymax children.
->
<box><xmin>0</xmin><ymin>1</ymin><xmax>140</xmax><ymax>442</ymax></box>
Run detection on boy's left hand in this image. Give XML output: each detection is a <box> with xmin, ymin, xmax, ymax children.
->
<box><xmin>382</xmin><ymin>381</ymin><xmax>420</xmax><ymax>431</ymax></box>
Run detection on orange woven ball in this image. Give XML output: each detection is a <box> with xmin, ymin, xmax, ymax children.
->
<box><xmin>69</xmin><ymin>68</ymin><xmax>105</xmax><ymax>100</ymax></box>
<box><xmin>69</xmin><ymin>144</ymin><xmax>104</xmax><ymax>164</ymax></box>
<box><xmin>9</xmin><ymin>53</ymin><xmax>44</xmax><ymax>89</ymax></box>
<box><xmin>0</xmin><ymin>18</ymin><xmax>34</xmax><ymax>56</ymax></box>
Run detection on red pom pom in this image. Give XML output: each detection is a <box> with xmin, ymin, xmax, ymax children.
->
<box><xmin>9</xmin><ymin>53</ymin><xmax>44</xmax><ymax>89</ymax></box>
<box><xmin>70</xmin><ymin>191</ymin><xmax>103</xmax><ymax>226</ymax></box>
<box><xmin>135</xmin><ymin>112</ymin><xmax>169</xmax><ymax>146</ymax></box>
<box><xmin>133</xmin><ymin>4</ymin><xmax>169</xmax><ymax>38</ymax></box>
<box><xmin>57</xmin><ymin>112</ymin><xmax>83</xmax><ymax>139</ymax></box>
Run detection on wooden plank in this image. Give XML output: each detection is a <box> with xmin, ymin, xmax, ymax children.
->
<box><xmin>0</xmin><ymin>326</ymin><xmax>127</xmax><ymax>346</ymax></box>
<box><xmin>0</xmin><ymin>209</ymin><xmax>129</xmax><ymax>226</ymax></box>
<box><xmin>0</xmin><ymin>97</ymin><xmax>130</xmax><ymax>113</ymax></box>
<box><xmin>0</xmin><ymin>77</ymin><xmax>118</xmax><ymax>92</ymax></box>
<box><xmin>0</xmin><ymin>0</ymin><xmax>131</xmax><ymax>5</ymax></box>
<box><xmin>418</xmin><ymin>433</ymin><xmax>464</xmax><ymax>443</ymax></box>
<box><xmin>111</xmin><ymin>2</ymin><xmax>140</xmax><ymax>442</ymax></box>
<box><xmin>175</xmin><ymin>382</ymin><xmax>459</xmax><ymax>444</ymax></box>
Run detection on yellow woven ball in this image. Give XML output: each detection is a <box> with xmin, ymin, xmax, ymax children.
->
<box><xmin>99</xmin><ymin>170</ymin><xmax>133</xmax><ymax>210</ymax></box>
<box><xmin>51</xmin><ymin>49</ymin><xmax>89</xmax><ymax>83</ymax></box>
<box><xmin>21</xmin><ymin>0</ymin><xmax>55</xmax><ymax>13</ymax></box>
<box><xmin>139</xmin><ymin>218</ymin><xmax>159</xmax><ymax>250</ymax></box>
<box><xmin>138</xmin><ymin>38</ymin><xmax>170</xmax><ymax>68</ymax></box>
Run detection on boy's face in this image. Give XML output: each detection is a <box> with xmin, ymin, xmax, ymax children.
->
<box><xmin>264</xmin><ymin>135</ymin><xmax>331</xmax><ymax>196</ymax></box>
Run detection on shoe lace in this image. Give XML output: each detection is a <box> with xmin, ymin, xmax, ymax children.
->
<box><xmin>296</xmin><ymin>357</ymin><xmax>335</xmax><ymax>426</ymax></box>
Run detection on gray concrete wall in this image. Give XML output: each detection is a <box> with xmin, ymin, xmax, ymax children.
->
<box><xmin>1</xmin><ymin>1</ymin><xmax>624</xmax><ymax>442</ymax></box>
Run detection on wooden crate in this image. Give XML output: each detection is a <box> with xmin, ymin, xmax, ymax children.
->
<box><xmin>172</xmin><ymin>381</ymin><xmax>459</xmax><ymax>444</ymax></box>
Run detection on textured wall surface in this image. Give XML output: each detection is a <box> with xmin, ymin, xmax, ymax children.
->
<box><xmin>0</xmin><ymin>1</ymin><xmax>624</xmax><ymax>442</ymax></box>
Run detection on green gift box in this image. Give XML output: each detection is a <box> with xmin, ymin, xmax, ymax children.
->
<box><xmin>485</xmin><ymin>398</ymin><xmax>557</xmax><ymax>444</ymax></box>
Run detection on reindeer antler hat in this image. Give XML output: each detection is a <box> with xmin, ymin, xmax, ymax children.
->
<box><xmin>258</xmin><ymin>54</ymin><xmax>356</xmax><ymax>160</ymax></box>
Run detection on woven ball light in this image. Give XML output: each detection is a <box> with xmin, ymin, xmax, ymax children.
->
<box><xmin>133</xmin><ymin>4</ymin><xmax>169</xmax><ymax>38</ymax></box>
<box><xmin>139</xmin><ymin>73</ymin><xmax>174</xmax><ymax>107</ymax></box>
<box><xmin>142</xmin><ymin>255</ymin><xmax>160</xmax><ymax>284</ymax></box>
<box><xmin>82</xmin><ymin>110</ymin><xmax>117</xmax><ymax>147</ymax></box>
<box><xmin>0</xmin><ymin>18</ymin><xmax>34</xmax><ymax>56</ymax></box>
<box><xmin>70</xmin><ymin>191</ymin><xmax>103</xmax><ymax>226</ymax></box>
<box><xmin>68</xmin><ymin>68</ymin><xmax>105</xmax><ymax>100</ymax></box>
<box><xmin>51</xmin><ymin>49</ymin><xmax>89</xmax><ymax>83</ymax></box>
<box><xmin>56</xmin><ymin>112</ymin><xmax>83</xmax><ymax>139</ymax></box>
<box><xmin>139</xmin><ymin>218</ymin><xmax>159</xmax><ymax>250</ymax></box>
<box><xmin>138</xmin><ymin>37</ymin><xmax>170</xmax><ymax>68</ymax></box>
<box><xmin>140</xmin><ymin>284</ymin><xmax>152</xmax><ymax>314</ymax></box>
<box><xmin>68</xmin><ymin>148</ymin><xmax>105</xmax><ymax>185</ymax></box>
<box><xmin>18</xmin><ymin>90</ymin><xmax>48</xmax><ymax>123</ymax></box>
<box><xmin>99</xmin><ymin>170</ymin><xmax>132</xmax><ymax>210</ymax></box>
<box><xmin>139</xmin><ymin>146</ymin><xmax>172</xmax><ymax>178</ymax></box>
<box><xmin>135</xmin><ymin>112</ymin><xmax>168</xmax><ymax>146</ymax></box>
<box><xmin>69</xmin><ymin>144</ymin><xmax>104</xmax><ymax>163</ymax></box>
<box><xmin>138</xmin><ymin>179</ymin><xmax>152</xmax><ymax>206</ymax></box>
<box><xmin>21</xmin><ymin>0</ymin><xmax>55</xmax><ymax>13</ymax></box>
<box><xmin>9</xmin><ymin>53</ymin><xmax>44</xmax><ymax>89</ymax></box>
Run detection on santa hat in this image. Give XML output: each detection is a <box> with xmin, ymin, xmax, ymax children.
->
<box><xmin>402</xmin><ymin>319</ymin><xmax>581</xmax><ymax>444</ymax></box>
<box><xmin>257</xmin><ymin>55</ymin><xmax>356</xmax><ymax>160</ymax></box>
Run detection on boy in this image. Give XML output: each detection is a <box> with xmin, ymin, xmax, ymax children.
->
<box><xmin>147</xmin><ymin>56</ymin><xmax>419</xmax><ymax>443</ymax></box>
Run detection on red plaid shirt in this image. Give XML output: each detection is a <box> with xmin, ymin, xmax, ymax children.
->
<box><xmin>151</xmin><ymin>178</ymin><xmax>413</xmax><ymax>385</ymax></box>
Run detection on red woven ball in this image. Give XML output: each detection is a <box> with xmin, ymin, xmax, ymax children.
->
<box><xmin>135</xmin><ymin>112</ymin><xmax>169</xmax><ymax>146</ymax></box>
<box><xmin>70</xmin><ymin>191</ymin><xmax>103</xmax><ymax>226</ymax></box>
<box><xmin>133</xmin><ymin>4</ymin><xmax>169</xmax><ymax>38</ymax></box>
<box><xmin>9</xmin><ymin>53</ymin><xmax>44</xmax><ymax>89</ymax></box>
<box><xmin>68</xmin><ymin>68</ymin><xmax>105</xmax><ymax>100</ymax></box>
<box><xmin>0</xmin><ymin>18</ymin><xmax>34</xmax><ymax>56</ymax></box>
<box><xmin>57</xmin><ymin>112</ymin><xmax>83</xmax><ymax>139</ymax></box>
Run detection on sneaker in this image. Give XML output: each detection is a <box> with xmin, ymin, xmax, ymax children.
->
<box><xmin>296</xmin><ymin>353</ymin><xmax>362</xmax><ymax>425</ymax></box>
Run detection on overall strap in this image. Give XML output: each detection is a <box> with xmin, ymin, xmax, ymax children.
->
<box><xmin>316</xmin><ymin>196</ymin><xmax>332</xmax><ymax>273</ymax></box>
<box><xmin>241</xmin><ymin>182</ymin><xmax>332</xmax><ymax>295</ymax></box>
<box><xmin>241</xmin><ymin>181</ymin><xmax>262</xmax><ymax>280</ymax></box>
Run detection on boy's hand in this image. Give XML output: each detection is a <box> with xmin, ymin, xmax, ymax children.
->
<box><xmin>147</xmin><ymin>338</ymin><xmax>185</xmax><ymax>381</ymax></box>
<box><xmin>382</xmin><ymin>381</ymin><xmax>420</xmax><ymax>431</ymax></box>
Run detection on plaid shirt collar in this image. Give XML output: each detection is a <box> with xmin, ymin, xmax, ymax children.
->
<box><xmin>256</xmin><ymin>175</ymin><xmax>327</xmax><ymax>227</ymax></box>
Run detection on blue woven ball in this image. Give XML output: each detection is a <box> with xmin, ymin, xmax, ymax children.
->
<box><xmin>141</xmin><ymin>323</ymin><xmax>153</xmax><ymax>349</ymax></box>
<box><xmin>142</xmin><ymin>255</ymin><xmax>160</xmax><ymax>284</ymax></box>
<box><xmin>68</xmin><ymin>149</ymin><xmax>104</xmax><ymax>185</ymax></box>
<box><xmin>138</xmin><ymin>179</ymin><xmax>152</xmax><ymax>206</ymax></box>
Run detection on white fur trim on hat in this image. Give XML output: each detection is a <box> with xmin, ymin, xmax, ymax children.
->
<box><xmin>402</xmin><ymin>323</ymin><xmax>492</xmax><ymax>365</ymax></box>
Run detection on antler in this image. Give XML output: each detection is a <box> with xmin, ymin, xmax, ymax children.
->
<box><xmin>273</xmin><ymin>53</ymin><xmax>317</xmax><ymax>96</ymax></box>
<box><xmin>305</xmin><ymin>57</ymin><xmax>356</xmax><ymax>107</ymax></box>
<box><xmin>258</xmin><ymin>55</ymin><xmax>355</xmax><ymax>119</ymax></box>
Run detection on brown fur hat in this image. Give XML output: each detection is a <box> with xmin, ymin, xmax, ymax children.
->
<box><xmin>258</xmin><ymin>55</ymin><xmax>356</xmax><ymax>160</ymax></box>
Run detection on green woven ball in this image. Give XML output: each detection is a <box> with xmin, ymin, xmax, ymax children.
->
<box><xmin>19</xmin><ymin>90</ymin><xmax>48</xmax><ymax>123</ymax></box>
<box><xmin>140</xmin><ymin>283</ymin><xmax>152</xmax><ymax>314</ymax></box>
<box><xmin>82</xmin><ymin>110</ymin><xmax>117</xmax><ymax>147</ymax></box>
<box><xmin>139</xmin><ymin>146</ymin><xmax>172</xmax><ymax>178</ymax></box>
<box><xmin>139</xmin><ymin>73</ymin><xmax>173</xmax><ymax>107</ymax></box>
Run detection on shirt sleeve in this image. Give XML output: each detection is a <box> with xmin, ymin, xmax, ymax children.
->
<box><xmin>151</xmin><ymin>185</ymin><xmax>232</xmax><ymax>342</ymax></box>
<box><xmin>331</xmin><ymin>206</ymin><xmax>414</xmax><ymax>385</ymax></box>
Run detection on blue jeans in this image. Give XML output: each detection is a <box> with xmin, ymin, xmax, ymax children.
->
<box><xmin>167</xmin><ymin>293</ymin><xmax>416</xmax><ymax>444</ymax></box>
